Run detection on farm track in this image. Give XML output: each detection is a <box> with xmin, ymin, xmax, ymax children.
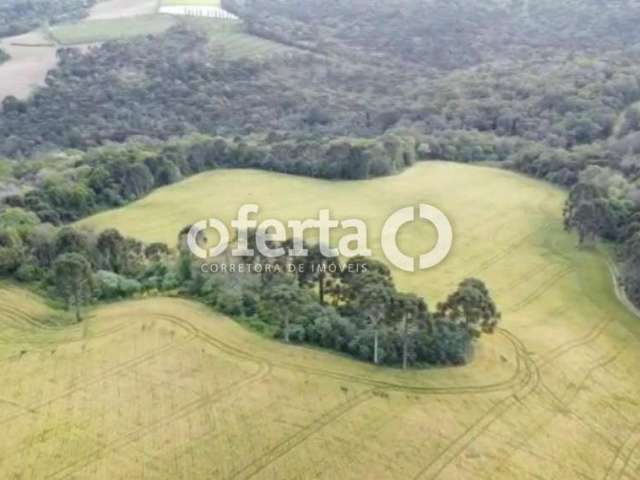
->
<box><xmin>155</xmin><ymin>313</ymin><xmax>531</xmax><ymax>397</ymax></box>
<box><xmin>0</xmin><ymin>305</ymin><xmax>536</xmax><ymax>479</ymax></box>
<box><xmin>0</xmin><ymin>276</ymin><xmax>624</xmax><ymax>480</ymax></box>
<box><xmin>0</xmin><ymin>338</ymin><xmax>189</xmax><ymax>428</ymax></box>
<box><xmin>482</xmin><ymin>348</ymin><xmax>626</xmax><ymax>480</ymax></box>
<box><xmin>227</xmin><ymin>391</ymin><xmax>375</xmax><ymax>480</ymax></box>
<box><xmin>412</xmin><ymin>328</ymin><xmax>541</xmax><ymax>480</ymax></box>
<box><xmin>38</xmin><ymin>311</ymin><xmax>274</xmax><ymax>478</ymax></box>
<box><xmin>489</xmin><ymin>260</ymin><xmax>640</xmax><ymax>480</ymax></box>
<box><xmin>1</xmin><ymin>226</ymin><xmax>634</xmax><ymax>480</ymax></box>
<box><xmin>604</xmin><ymin>422</ymin><xmax>640</xmax><ymax>480</ymax></box>
<box><xmin>412</xmin><ymin>303</ymin><xmax>621</xmax><ymax>480</ymax></box>
<box><xmin>506</xmin><ymin>266</ymin><xmax>574</xmax><ymax>314</ymax></box>
<box><xmin>453</xmin><ymin>186</ymin><xmax>559</xmax><ymax>288</ymax></box>
<box><xmin>48</xmin><ymin>361</ymin><xmax>271</xmax><ymax>480</ymax></box>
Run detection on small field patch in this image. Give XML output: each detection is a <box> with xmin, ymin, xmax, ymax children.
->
<box><xmin>187</xmin><ymin>18</ymin><xmax>295</xmax><ymax>59</ymax></box>
<box><xmin>50</xmin><ymin>15</ymin><xmax>178</xmax><ymax>45</ymax></box>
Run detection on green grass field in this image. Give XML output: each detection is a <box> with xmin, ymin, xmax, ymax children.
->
<box><xmin>4</xmin><ymin>162</ymin><xmax>640</xmax><ymax>478</ymax></box>
<box><xmin>49</xmin><ymin>15</ymin><xmax>178</xmax><ymax>45</ymax></box>
<box><xmin>184</xmin><ymin>18</ymin><xmax>295</xmax><ymax>59</ymax></box>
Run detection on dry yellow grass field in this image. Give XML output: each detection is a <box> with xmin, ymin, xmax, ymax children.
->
<box><xmin>2</xmin><ymin>162</ymin><xmax>640</xmax><ymax>478</ymax></box>
<box><xmin>0</xmin><ymin>31</ymin><xmax>57</xmax><ymax>101</ymax></box>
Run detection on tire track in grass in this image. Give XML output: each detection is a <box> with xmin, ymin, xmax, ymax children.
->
<box><xmin>537</xmin><ymin>316</ymin><xmax>613</xmax><ymax>369</ymax></box>
<box><xmin>412</xmin><ymin>328</ymin><xmax>540</xmax><ymax>480</ymax></box>
<box><xmin>0</xmin><ymin>320</ymin><xmax>130</xmax><ymax>348</ymax></box>
<box><xmin>3</xmin><ymin>306</ymin><xmax>532</xmax><ymax>477</ymax></box>
<box><xmin>506</xmin><ymin>266</ymin><xmax>574</xmax><ymax>314</ymax></box>
<box><xmin>156</xmin><ymin>312</ymin><xmax>532</xmax><ymax>396</ymax></box>
<box><xmin>484</xmin><ymin>348</ymin><xmax>625</xmax><ymax>480</ymax></box>
<box><xmin>87</xmin><ymin>311</ymin><xmax>534</xmax><ymax>479</ymax></box>
<box><xmin>465</xmin><ymin>257</ymin><xmax>640</xmax><ymax>479</ymax></box>
<box><xmin>226</xmin><ymin>391</ymin><xmax>375</xmax><ymax>480</ymax></box>
<box><xmin>415</xmin><ymin>297</ymin><xmax>625</xmax><ymax>479</ymax></box>
<box><xmin>43</xmin><ymin>312</ymin><xmax>274</xmax><ymax>479</ymax></box>
<box><xmin>604</xmin><ymin>425</ymin><xmax>640</xmax><ymax>480</ymax></box>
<box><xmin>413</xmin><ymin>318</ymin><xmax>619</xmax><ymax>480</ymax></box>
<box><xmin>0</xmin><ymin>302</ymin><xmax>60</xmax><ymax>330</ymax></box>
<box><xmin>447</xmin><ymin>221</ymin><xmax>552</xmax><ymax>291</ymax></box>
<box><xmin>0</xmin><ymin>338</ymin><xmax>189</xmax><ymax>426</ymax></box>
<box><xmin>46</xmin><ymin>361</ymin><xmax>271</xmax><ymax>480</ymax></box>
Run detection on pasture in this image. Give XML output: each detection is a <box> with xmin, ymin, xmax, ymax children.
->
<box><xmin>196</xmin><ymin>20</ymin><xmax>294</xmax><ymax>58</ymax></box>
<box><xmin>4</xmin><ymin>162</ymin><xmax>640</xmax><ymax>478</ymax></box>
<box><xmin>0</xmin><ymin>31</ymin><xmax>57</xmax><ymax>101</ymax></box>
<box><xmin>50</xmin><ymin>15</ymin><xmax>178</xmax><ymax>45</ymax></box>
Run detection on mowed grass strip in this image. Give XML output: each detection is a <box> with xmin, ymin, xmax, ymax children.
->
<box><xmin>49</xmin><ymin>15</ymin><xmax>178</xmax><ymax>45</ymax></box>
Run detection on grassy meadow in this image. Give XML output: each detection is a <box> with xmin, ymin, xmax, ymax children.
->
<box><xmin>3</xmin><ymin>162</ymin><xmax>640</xmax><ymax>478</ymax></box>
<box><xmin>0</xmin><ymin>31</ymin><xmax>57</xmax><ymax>100</ymax></box>
<box><xmin>50</xmin><ymin>15</ymin><xmax>178</xmax><ymax>45</ymax></box>
<box><xmin>193</xmin><ymin>19</ymin><xmax>295</xmax><ymax>59</ymax></box>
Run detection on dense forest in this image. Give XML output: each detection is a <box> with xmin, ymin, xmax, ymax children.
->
<box><xmin>232</xmin><ymin>0</ymin><xmax>640</xmax><ymax>69</ymax></box>
<box><xmin>1</xmin><ymin>0</ymin><xmax>640</xmax><ymax>305</ymax></box>
<box><xmin>5</xmin><ymin>132</ymin><xmax>418</xmax><ymax>224</ymax></box>
<box><xmin>0</xmin><ymin>0</ymin><xmax>95</xmax><ymax>38</ymax></box>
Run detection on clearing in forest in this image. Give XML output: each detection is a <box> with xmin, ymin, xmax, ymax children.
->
<box><xmin>3</xmin><ymin>162</ymin><xmax>639</xmax><ymax>479</ymax></box>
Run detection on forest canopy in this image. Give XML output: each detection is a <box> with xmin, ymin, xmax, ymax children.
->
<box><xmin>0</xmin><ymin>0</ymin><xmax>96</xmax><ymax>38</ymax></box>
<box><xmin>1</xmin><ymin>0</ymin><xmax>640</xmax><ymax>307</ymax></box>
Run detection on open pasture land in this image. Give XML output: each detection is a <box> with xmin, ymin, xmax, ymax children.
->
<box><xmin>192</xmin><ymin>19</ymin><xmax>294</xmax><ymax>59</ymax></box>
<box><xmin>50</xmin><ymin>15</ymin><xmax>178</xmax><ymax>45</ymax></box>
<box><xmin>0</xmin><ymin>290</ymin><xmax>520</xmax><ymax>479</ymax></box>
<box><xmin>0</xmin><ymin>31</ymin><xmax>57</xmax><ymax>101</ymax></box>
<box><xmin>5</xmin><ymin>162</ymin><xmax>640</xmax><ymax>478</ymax></box>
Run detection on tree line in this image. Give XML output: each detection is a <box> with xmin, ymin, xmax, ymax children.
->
<box><xmin>0</xmin><ymin>207</ymin><xmax>173</xmax><ymax>318</ymax></box>
<box><xmin>0</xmin><ymin>48</ymin><xmax>9</xmax><ymax>64</ymax></box>
<box><xmin>0</xmin><ymin>0</ymin><xmax>96</xmax><ymax>38</ymax></box>
<box><xmin>3</xmin><ymin>132</ymin><xmax>418</xmax><ymax>224</ymax></box>
<box><xmin>562</xmin><ymin>166</ymin><xmax>640</xmax><ymax>306</ymax></box>
<box><xmin>180</xmin><ymin>230</ymin><xmax>500</xmax><ymax>367</ymax></box>
<box><xmin>0</xmin><ymin>208</ymin><xmax>500</xmax><ymax>368</ymax></box>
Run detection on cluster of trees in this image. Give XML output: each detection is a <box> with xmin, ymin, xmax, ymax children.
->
<box><xmin>0</xmin><ymin>207</ymin><xmax>501</xmax><ymax>368</ymax></box>
<box><xmin>183</xmin><ymin>235</ymin><xmax>500</xmax><ymax>367</ymax></box>
<box><xmin>0</xmin><ymin>0</ymin><xmax>95</xmax><ymax>38</ymax></box>
<box><xmin>0</xmin><ymin>48</ymin><xmax>9</xmax><ymax>64</ymax></box>
<box><xmin>4</xmin><ymin>133</ymin><xmax>418</xmax><ymax>224</ymax></box>
<box><xmin>562</xmin><ymin>166</ymin><xmax>640</xmax><ymax>305</ymax></box>
<box><xmin>0</xmin><ymin>207</ymin><xmax>174</xmax><ymax>319</ymax></box>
